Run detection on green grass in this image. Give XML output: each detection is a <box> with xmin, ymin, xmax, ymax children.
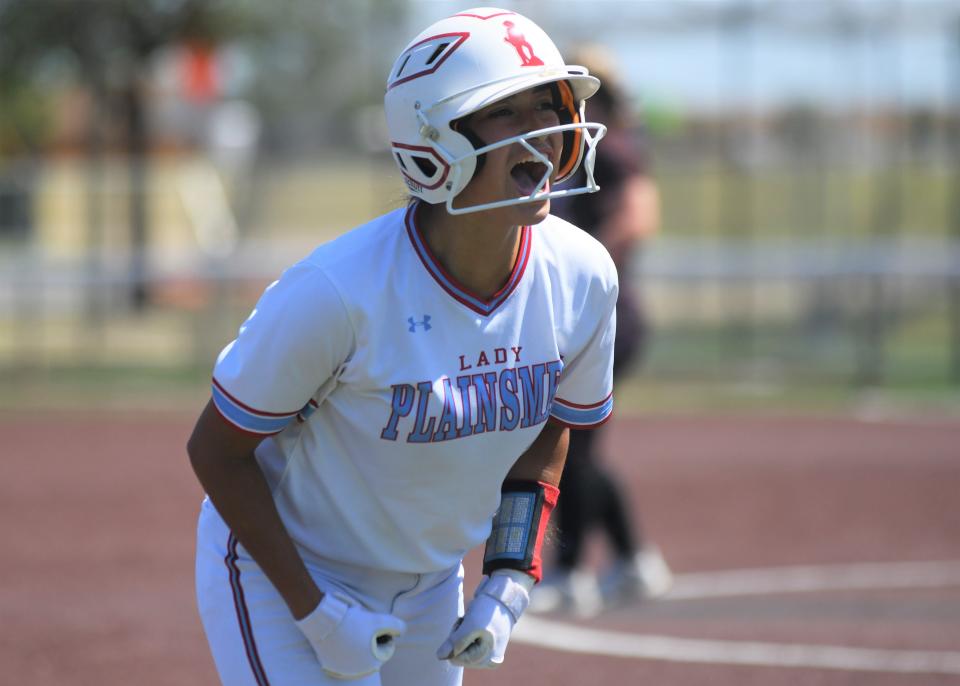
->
<box><xmin>656</xmin><ymin>164</ymin><xmax>953</xmax><ymax>239</ymax></box>
<box><xmin>3</xmin><ymin>357</ymin><xmax>958</xmax><ymax>420</ymax></box>
<box><xmin>0</xmin><ymin>363</ymin><xmax>210</xmax><ymax>414</ymax></box>
<box><xmin>4</xmin><ymin>157</ymin><xmax>958</xmax><ymax>417</ymax></box>
<box><xmin>245</xmin><ymin>161</ymin><xmax>956</xmax><ymax>242</ymax></box>
<box><xmin>614</xmin><ymin>374</ymin><xmax>960</xmax><ymax>420</ymax></box>
<box><xmin>2</xmin><ymin>304</ymin><xmax>957</xmax><ymax>416</ymax></box>
<box><xmin>27</xmin><ymin>156</ymin><xmax>956</xmax><ymax>252</ymax></box>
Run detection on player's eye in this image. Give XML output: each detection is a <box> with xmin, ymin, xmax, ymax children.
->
<box><xmin>487</xmin><ymin>107</ymin><xmax>513</xmax><ymax>119</ymax></box>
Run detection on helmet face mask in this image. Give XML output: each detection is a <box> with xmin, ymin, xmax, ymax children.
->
<box><xmin>384</xmin><ymin>7</ymin><xmax>606</xmax><ymax>215</ymax></box>
<box><xmin>441</xmin><ymin>120</ymin><xmax>605</xmax><ymax>215</ymax></box>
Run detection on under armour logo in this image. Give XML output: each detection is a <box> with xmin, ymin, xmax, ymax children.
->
<box><xmin>503</xmin><ymin>20</ymin><xmax>544</xmax><ymax>67</ymax></box>
<box><xmin>408</xmin><ymin>315</ymin><xmax>432</xmax><ymax>332</ymax></box>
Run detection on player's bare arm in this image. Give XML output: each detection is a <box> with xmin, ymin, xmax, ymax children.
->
<box><xmin>187</xmin><ymin>399</ymin><xmax>323</xmax><ymax>619</ymax></box>
<box><xmin>506</xmin><ymin>418</ymin><xmax>570</xmax><ymax>487</ymax></box>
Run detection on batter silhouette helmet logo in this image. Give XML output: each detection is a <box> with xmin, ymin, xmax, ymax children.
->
<box><xmin>503</xmin><ymin>20</ymin><xmax>543</xmax><ymax>66</ymax></box>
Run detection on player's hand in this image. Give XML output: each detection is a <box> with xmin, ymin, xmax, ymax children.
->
<box><xmin>436</xmin><ymin>569</ymin><xmax>533</xmax><ymax>669</ymax></box>
<box><xmin>296</xmin><ymin>591</ymin><xmax>406</xmax><ymax>680</ymax></box>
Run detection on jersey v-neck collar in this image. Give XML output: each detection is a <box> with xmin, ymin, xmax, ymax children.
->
<box><xmin>404</xmin><ymin>201</ymin><xmax>532</xmax><ymax>317</ymax></box>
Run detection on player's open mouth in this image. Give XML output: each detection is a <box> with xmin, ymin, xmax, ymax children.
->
<box><xmin>510</xmin><ymin>158</ymin><xmax>549</xmax><ymax>197</ymax></box>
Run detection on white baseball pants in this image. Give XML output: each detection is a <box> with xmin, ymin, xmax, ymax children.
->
<box><xmin>195</xmin><ymin>499</ymin><xmax>465</xmax><ymax>686</ymax></box>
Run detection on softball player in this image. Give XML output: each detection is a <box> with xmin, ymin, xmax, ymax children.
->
<box><xmin>189</xmin><ymin>8</ymin><xmax>616</xmax><ymax>685</ymax></box>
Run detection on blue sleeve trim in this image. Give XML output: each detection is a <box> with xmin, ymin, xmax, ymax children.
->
<box><xmin>211</xmin><ymin>380</ymin><xmax>299</xmax><ymax>435</ymax></box>
<box><xmin>550</xmin><ymin>394</ymin><xmax>614</xmax><ymax>428</ymax></box>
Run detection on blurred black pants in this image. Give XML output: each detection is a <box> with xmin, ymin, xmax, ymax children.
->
<box><xmin>556</xmin><ymin>292</ymin><xmax>647</xmax><ymax>569</ymax></box>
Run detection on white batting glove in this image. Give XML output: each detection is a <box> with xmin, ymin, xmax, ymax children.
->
<box><xmin>296</xmin><ymin>591</ymin><xmax>407</xmax><ymax>680</ymax></box>
<box><xmin>436</xmin><ymin>569</ymin><xmax>534</xmax><ymax>669</ymax></box>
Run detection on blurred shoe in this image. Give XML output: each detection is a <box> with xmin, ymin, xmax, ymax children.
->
<box><xmin>528</xmin><ymin>568</ymin><xmax>603</xmax><ymax>618</ymax></box>
<box><xmin>567</xmin><ymin>569</ymin><xmax>603</xmax><ymax>617</ymax></box>
<box><xmin>600</xmin><ymin>545</ymin><xmax>674</xmax><ymax>606</ymax></box>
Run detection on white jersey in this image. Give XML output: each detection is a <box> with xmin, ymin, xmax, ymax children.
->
<box><xmin>211</xmin><ymin>202</ymin><xmax>617</xmax><ymax>574</ymax></box>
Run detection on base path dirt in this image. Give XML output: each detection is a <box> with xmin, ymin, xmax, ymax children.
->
<box><xmin>2</xmin><ymin>410</ymin><xmax>957</xmax><ymax>686</ymax></box>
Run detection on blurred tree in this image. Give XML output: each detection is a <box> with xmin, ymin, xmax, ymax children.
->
<box><xmin>0</xmin><ymin>79</ymin><xmax>50</xmax><ymax>240</ymax></box>
<box><xmin>0</xmin><ymin>0</ymin><xmax>407</xmax><ymax>307</ymax></box>
<box><xmin>0</xmin><ymin>0</ymin><xmax>255</xmax><ymax>309</ymax></box>
<box><xmin>223</xmin><ymin>0</ymin><xmax>407</xmax><ymax>154</ymax></box>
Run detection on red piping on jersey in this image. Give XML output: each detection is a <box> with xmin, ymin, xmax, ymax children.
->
<box><xmin>296</xmin><ymin>398</ymin><xmax>320</xmax><ymax>424</ymax></box>
<box><xmin>212</xmin><ymin>377</ymin><xmax>301</xmax><ymax>417</ymax></box>
<box><xmin>405</xmin><ymin>202</ymin><xmax>530</xmax><ymax>317</ymax></box>
<box><xmin>552</xmin><ymin>391</ymin><xmax>613</xmax><ymax>410</ymax></box>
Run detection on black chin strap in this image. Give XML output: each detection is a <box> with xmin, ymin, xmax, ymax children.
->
<box><xmin>455</xmin><ymin>123</ymin><xmax>488</xmax><ymax>175</ymax></box>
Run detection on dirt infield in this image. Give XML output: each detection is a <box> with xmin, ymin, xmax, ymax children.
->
<box><xmin>2</xmin><ymin>409</ymin><xmax>958</xmax><ymax>685</ymax></box>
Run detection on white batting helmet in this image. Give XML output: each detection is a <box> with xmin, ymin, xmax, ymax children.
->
<box><xmin>384</xmin><ymin>7</ymin><xmax>606</xmax><ymax>214</ymax></box>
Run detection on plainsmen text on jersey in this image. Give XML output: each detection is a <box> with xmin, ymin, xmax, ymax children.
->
<box><xmin>211</xmin><ymin>202</ymin><xmax>617</xmax><ymax>573</ymax></box>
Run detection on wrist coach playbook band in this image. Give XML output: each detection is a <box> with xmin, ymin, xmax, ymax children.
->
<box><xmin>482</xmin><ymin>479</ymin><xmax>559</xmax><ymax>582</ymax></box>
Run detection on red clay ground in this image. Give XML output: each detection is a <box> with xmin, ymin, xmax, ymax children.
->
<box><xmin>2</xmin><ymin>410</ymin><xmax>958</xmax><ymax>685</ymax></box>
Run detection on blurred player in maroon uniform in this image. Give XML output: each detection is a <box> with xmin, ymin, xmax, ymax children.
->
<box><xmin>531</xmin><ymin>46</ymin><xmax>673</xmax><ymax>617</ymax></box>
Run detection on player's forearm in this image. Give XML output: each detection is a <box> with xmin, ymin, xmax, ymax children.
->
<box><xmin>198</xmin><ymin>456</ymin><xmax>322</xmax><ymax>619</ymax></box>
<box><xmin>505</xmin><ymin>420</ymin><xmax>569</xmax><ymax>485</ymax></box>
<box><xmin>188</xmin><ymin>403</ymin><xmax>322</xmax><ymax>620</ymax></box>
<box><xmin>484</xmin><ymin>422</ymin><xmax>567</xmax><ymax>586</ymax></box>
